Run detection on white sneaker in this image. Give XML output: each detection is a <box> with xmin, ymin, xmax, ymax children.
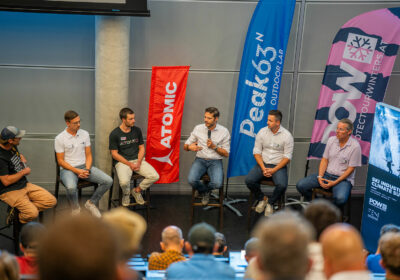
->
<box><xmin>201</xmin><ymin>192</ymin><xmax>210</xmax><ymax>206</ymax></box>
<box><xmin>85</xmin><ymin>200</ymin><xmax>101</xmax><ymax>218</ymax></box>
<box><xmin>264</xmin><ymin>203</ymin><xmax>273</xmax><ymax>216</ymax></box>
<box><xmin>255</xmin><ymin>196</ymin><xmax>268</xmax><ymax>213</ymax></box>
<box><xmin>71</xmin><ymin>207</ymin><xmax>81</xmax><ymax>216</ymax></box>
<box><xmin>131</xmin><ymin>189</ymin><xmax>145</xmax><ymax>205</ymax></box>
<box><xmin>122</xmin><ymin>193</ymin><xmax>131</xmax><ymax>207</ymax></box>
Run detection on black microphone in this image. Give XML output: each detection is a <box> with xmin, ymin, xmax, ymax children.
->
<box><xmin>208</xmin><ymin>130</ymin><xmax>211</xmax><ymax>139</ymax></box>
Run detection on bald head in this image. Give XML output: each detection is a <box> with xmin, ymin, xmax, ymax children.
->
<box><xmin>320</xmin><ymin>224</ymin><xmax>365</xmax><ymax>278</ymax></box>
<box><xmin>161</xmin><ymin>226</ymin><xmax>183</xmax><ymax>246</ymax></box>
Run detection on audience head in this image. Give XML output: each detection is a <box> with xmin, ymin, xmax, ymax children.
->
<box><xmin>214</xmin><ymin>232</ymin><xmax>227</xmax><ymax>255</ymax></box>
<box><xmin>320</xmin><ymin>223</ymin><xmax>365</xmax><ymax>279</ymax></box>
<box><xmin>380</xmin><ymin>224</ymin><xmax>400</xmax><ymax>237</ymax></box>
<box><xmin>380</xmin><ymin>232</ymin><xmax>400</xmax><ymax>277</ymax></box>
<box><xmin>254</xmin><ymin>210</ymin><xmax>314</xmax><ymax>279</ymax></box>
<box><xmin>304</xmin><ymin>199</ymin><xmax>341</xmax><ymax>241</ymax></box>
<box><xmin>244</xmin><ymin>237</ymin><xmax>259</xmax><ymax>263</ymax></box>
<box><xmin>103</xmin><ymin>207</ymin><xmax>147</xmax><ymax>261</ymax></box>
<box><xmin>186</xmin><ymin>222</ymin><xmax>216</xmax><ymax>255</ymax></box>
<box><xmin>20</xmin><ymin>222</ymin><xmax>46</xmax><ymax>257</ymax></box>
<box><xmin>38</xmin><ymin>214</ymin><xmax>119</xmax><ymax>280</ymax></box>
<box><xmin>160</xmin><ymin>225</ymin><xmax>184</xmax><ymax>252</ymax></box>
<box><xmin>0</xmin><ymin>251</ymin><xmax>19</xmax><ymax>280</ymax></box>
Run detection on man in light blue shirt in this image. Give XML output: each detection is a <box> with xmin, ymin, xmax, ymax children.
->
<box><xmin>166</xmin><ymin>222</ymin><xmax>235</xmax><ymax>280</ymax></box>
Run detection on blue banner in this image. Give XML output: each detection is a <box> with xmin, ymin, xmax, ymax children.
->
<box><xmin>227</xmin><ymin>0</ymin><xmax>295</xmax><ymax>178</ymax></box>
<box><xmin>361</xmin><ymin>103</ymin><xmax>400</xmax><ymax>253</ymax></box>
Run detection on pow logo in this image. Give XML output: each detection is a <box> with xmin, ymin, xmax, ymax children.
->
<box><xmin>343</xmin><ymin>33</ymin><xmax>377</xmax><ymax>64</ymax></box>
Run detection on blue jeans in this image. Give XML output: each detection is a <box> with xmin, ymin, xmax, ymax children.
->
<box><xmin>296</xmin><ymin>172</ymin><xmax>352</xmax><ymax>207</ymax></box>
<box><xmin>60</xmin><ymin>164</ymin><xmax>113</xmax><ymax>209</ymax></box>
<box><xmin>245</xmin><ymin>164</ymin><xmax>288</xmax><ymax>205</ymax></box>
<box><xmin>188</xmin><ymin>158</ymin><xmax>223</xmax><ymax>194</ymax></box>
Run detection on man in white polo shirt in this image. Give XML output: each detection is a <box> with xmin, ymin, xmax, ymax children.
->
<box><xmin>55</xmin><ymin>110</ymin><xmax>113</xmax><ymax>217</ymax></box>
<box><xmin>184</xmin><ymin>107</ymin><xmax>230</xmax><ymax>206</ymax></box>
<box><xmin>296</xmin><ymin>118</ymin><xmax>361</xmax><ymax>209</ymax></box>
<box><xmin>245</xmin><ymin>110</ymin><xmax>294</xmax><ymax>216</ymax></box>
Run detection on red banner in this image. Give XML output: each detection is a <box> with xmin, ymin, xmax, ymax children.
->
<box><xmin>145</xmin><ymin>66</ymin><xmax>190</xmax><ymax>183</ymax></box>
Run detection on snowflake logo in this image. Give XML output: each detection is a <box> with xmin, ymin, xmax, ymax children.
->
<box><xmin>343</xmin><ymin>33</ymin><xmax>377</xmax><ymax>64</ymax></box>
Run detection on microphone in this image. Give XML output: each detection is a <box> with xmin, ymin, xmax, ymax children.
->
<box><xmin>208</xmin><ymin>130</ymin><xmax>211</xmax><ymax>139</ymax></box>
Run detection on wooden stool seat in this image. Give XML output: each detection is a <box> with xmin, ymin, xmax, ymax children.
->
<box><xmin>190</xmin><ymin>174</ymin><xmax>224</xmax><ymax>231</ymax></box>
<box><xmin>311</xmin><ymin>187</ymin><xmax>351</xmax><ymax>222</ymax></box>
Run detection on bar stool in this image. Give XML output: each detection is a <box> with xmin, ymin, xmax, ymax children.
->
<box><xmin>190</xmin><ymin>174</ymin><xmax>224</xmax><ymax>231</ymax></box>
<box><xmin>54</xmin><ymin>153</ymin><xmax>98</xmax><ymax>216</ymax></box>
<box><xmin>109</xmin><ymin>167</ymin><xmax>150</xmax><ymax>221</ymax></box>
<box><xmin>311</xmin><ymin>188</ymin><xmax>351</xmax><ymax>222</ymax></box>
<box><xmin>247</xmin><ymin>177</ymin><xmax>285</xmax><ymax>230</ymax></box>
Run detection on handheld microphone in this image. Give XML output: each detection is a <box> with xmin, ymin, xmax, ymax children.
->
<box><xmin>208</xmin><ymin>130</ymin><xmax>211</xmax><ymax>139</ymax></box>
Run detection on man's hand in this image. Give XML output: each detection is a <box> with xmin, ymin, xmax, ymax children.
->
<box><xmin>20</xmin><ymin>154</ymin><xmax>27</xmax><ymax>163</ymax></box>
<box><xmin>132</xmin><ymin>161</ymin><xmax>141</xmax><ymax>171</ymax></box>
<box><xmin>319</xmin><ymin>177</ymin><xmax>336</xmax><ymax>189</ymax></box>
<box><xmin>188</xmin><ymin>142</ymin><xmax>203</xmax><ymax>152</ymax></box>
<box><xmin>21</xmin><ymin>167</ymin><xmax>31</xmax><ymax>176</ymax></box>
<box><xmin>77</xmin><ymin>169</ymin><xmax>90</xmax><ymax>179</ymax></box>
<box><xmin>207</xmin><ymin>139</ymin><xmax>216</xmax><ymax>149</ymax></box>
<box><xmin>263</xmin><ymin>168</ymin><xmax>276</xmax><ymax>177</ymax></box>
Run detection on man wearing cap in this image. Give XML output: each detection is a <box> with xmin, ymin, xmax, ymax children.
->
<box><xmin>184</xmin><ymin>107</ymin><xmax>230</xmax><ymax>206</ymax></box>
<box><xmin>166</xmin><ymin>222</ymin><xmax>235</xmax><ymax>279</ymax></box>
<box><xmin>0</xmin><ymin>126</ymin><xmax>56</xmax><ymax>223</ymax></box>
<box><xmin>55</xmin><ymin>110</ymin><xmax>113</xmax><ymax>217</ymax></box>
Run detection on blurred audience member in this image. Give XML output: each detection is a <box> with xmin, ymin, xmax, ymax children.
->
<box><xmin>366</xmin><ymin>224</ymin><xmax>400</xmax><ymax>273</ymax></box>
<box><xmin>321</xmin><ymin>223</ymin><xmax>369</xmax><ymax>280</ymax></box>
<box><xmin>103</xmin><ymin>207</ymin><xmax>147</xmax><ymax>280</ymax></box>
<box><xmin>0</xmin><ymin>251</ymin><xmax>19</xmax><ymax>280</ymax></box>
<box><xmin>380</xmin><ymin>232</ymin><xmax>400</xmax><ymax>280</ymax></box>
<box><xmin>243</xmin><ymin>237</ymin><xmax>262</xmax><ymax>280</ymax></box>
<box><xmin>16</xmin><ymin>222</ymin><xmax>45</xmax><ymax>276</ymax></box>
<box><xmin>304</xmin><ymin>199</ymin><xmax>341</xmax><ymax>280</ymax></box>
<box><xmin>254</xmin><ymin>211</ymin><xmax>314</xmax><ymax>280</ymax></box>
<box><xmin>148</xmin><ymin>225</ymin><xmax>186</xmax><ymax>270</ymax></box>
<box><xmin>38</xmin><ymin>214</ymin><xmax>120</xmax><ymax>280</ymax></box>
<box><xmin>166</xmin><ymin>222</ymin><xmax>235</xmax><ymax>279</ymax></box>
<box><xmin>213</xmin><ymin>232</ymin><xmax>227</xmax><ymax>257</ymax></box>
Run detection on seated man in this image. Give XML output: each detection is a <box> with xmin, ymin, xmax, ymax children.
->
<box><xmin>254</xmin><ymin>211</ymin><xmax>313</xmax><ymax>280</ymax></box>
<box><xmin>245</xmin><ymin>110</ymin><xmax>294</xmax><ymax>216</ymax></box>
<box><xmin>380</xmin><ymin>232</ymin><xmax>400</xmax><ymax>280</ymax></box>
<box><xmin>184</xmin><ymin>107</ymin><xmax>230</xmax><ymax>206</ymax></box>
<box><xmin>320</xmin><ymin>224</ymin><xmax>370</xmax><ymax>280</ymax></box>
<box><xmin>296</xmin><ymin>118</ymin><xmax>361</xmax><ymax>209</ymax></box>
<box><xmin>366</xmin><ymin>224</ymin><xmax>400</xmax><ymax>273</ymax></box>
<box><xmin>166</xmin><ymin>222</ymin><xmax>235</xmax><ymax>279</ymax></box>
<box><xmin>55</xmin><ymin>110</ymin><xmax>113</xmax><ymax>217</ymax></box>
<box><xmin>213</xmin><ymin>232</ymin><xmax>227</xmax><ymax>257</ymax></box>
<box><xmin>0</xmin><ymin>126</ymin><xmax>56</xmax><ymax>223</ymax></box>
<box><xmin>148</xmin><ymin>225</ymin><xmax>186</xmax><ymax>270</ymax></box>
<box><xmin>17</xmin><ymin>221</ymin><xmax>46</xmax><ymax>276</ymax></box>
<box><xmin>109</xmin><ymin>107</ymin><xmax>159</xmax><ymax>206</ymax></box>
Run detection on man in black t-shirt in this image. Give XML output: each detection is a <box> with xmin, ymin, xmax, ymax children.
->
<box><xmin>109</xmin><ymin>108</ymin><xmax>159</xmax><ymax>206</ymax></box>
<box><xmin>0</xmin><ymin>126</ymin><xmax>56</xmax><ymax>223</ymax></box>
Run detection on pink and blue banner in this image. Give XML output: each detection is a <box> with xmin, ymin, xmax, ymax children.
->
<box><xmin>228</xmin><ymin>0</ymin><xmax>295</xmax><ymax>178</ymax></box>
<box><xmin>308</xmin><ymin>8</ymin><xmax>400</xmax><ymax>164</ymax></box>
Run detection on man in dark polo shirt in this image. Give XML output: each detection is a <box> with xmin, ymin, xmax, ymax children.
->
<box><xmin>109</xmin><ymin>108</ymin><xmax>159</xmax><ymax>206</ymax></box>
<box><xmin>0</xmin><ymin>126</ymin><xmax>56</xmax><ymax>223</ymax></box>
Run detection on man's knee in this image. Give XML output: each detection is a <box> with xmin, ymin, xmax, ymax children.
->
<box><xmin>296</xmin><ymin>178</ymin><xmax>308</xmax><ymax>193</ymax></box>
<box><xmin>63</xmin><ymin>182</ymin><xmax>78</xmax><ymax>192</ymax></box>
<box><xmin>147</xmin><ymin>172</ymin><xmax>159</xmax><ymax>183</ymax></box>
<box><xmin>19</xmin><ymin>208</ymin><xmax>39</xmax><ymax>223</ymax></box>
<box><xmin>245</xmin><ymin>175</ymin><xmax>258</xmax><ymax>187</ymax></box>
